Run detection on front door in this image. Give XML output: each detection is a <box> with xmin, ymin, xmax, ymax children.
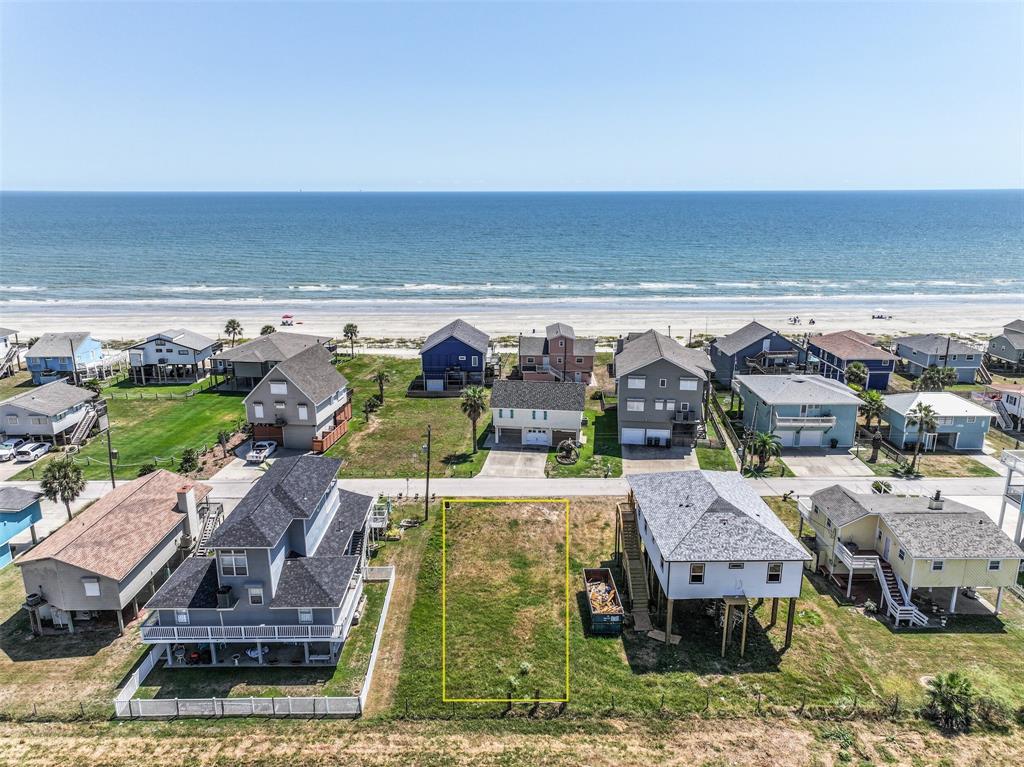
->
<box><xmin>882</xmin><ymin>536</ymin><xmax>891</xmax><ymax>560</ymax></box>
<box><xmin>923</xmin><ymin>432</ymin><xmax>937</xmax><ymax>452</ymax></box>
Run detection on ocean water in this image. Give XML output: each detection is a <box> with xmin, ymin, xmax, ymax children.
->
<box><xmin>1</xmin><ymin>190</ymin><xmax>1022</xmax><ymax>310</ymax></box>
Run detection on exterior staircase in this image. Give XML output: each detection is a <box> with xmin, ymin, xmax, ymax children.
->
<box><xmin>977</xmin><ymin>362</ymin><xmax>993</xmax><ymax>385</ymax></box>
<box><xmin>994</xmin><ymin>399</ymin><xmax>1014</xmax><ymax>430</ymax></box>
<box><xmin>619</xmin><ymin>504</ymin><xmax>652</xmax><ymax>631</ymax></box>
<box><xmin>68</xmin><ymin>406</ymin><xmax>98</xmax><ymax>447</ymax></box>
<box><xmin>0</xmin><ymin>346</ymin><xmax>17</xmax><ymax>379</ymax></box>
<box><xmin>194</xmin><ymin>502</ymin><xmax>225</xmax><ymax>557</ymax></box>
<box><xmin>347</xmin><ymin>530</ymin><xmax>365</xmax><ymax>572</ymax></box>
<box><xmin>874</xmin><ymin>559</ymin><xmax>928</xmax><ymax>627</ymax></box>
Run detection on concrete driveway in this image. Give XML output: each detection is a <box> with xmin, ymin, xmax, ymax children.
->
<box><xmin>478</xmin><ymin>440</ymin><xmax>549</xmax><ymax>478</ymax></box>
<box><xmin>782</xmin><ymin>449</ymin><xmax>875</xmax><ymax>478</ymax></box>
<box><xmin>621</xmin><ymin>445</ymin><xmax>699</xmax><ymax>475</ymax></box>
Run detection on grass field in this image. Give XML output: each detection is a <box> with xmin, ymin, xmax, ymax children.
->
<box><xmin>858</xmin><ymin>451</ymin><xmax>999</xmax><ymax>478</ymax></box>
<box><xmin>0</xmin><ymin>370</ymin><xmax>32</xmax><ymax>402</ymax></box>
<box><xmin>326</xmin><ymin>355</ymin><xmax>489</xmax><ymax>478</ymax></box>
<box><xmin>696</xmin><ymin>414</ymin><xmax>737</xmax><ymax>471</ymax></box>
<box><xmin>545</xmin><ymin>405</ymin><xmax>622</xmax><ymax>478</ymax></box>
<box><xmin>442</xmin><ymin>500</ymin><xmax>568</xmax><ymax>701</ymax></box>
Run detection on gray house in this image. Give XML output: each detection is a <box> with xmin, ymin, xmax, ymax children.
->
<box><xmin>710</xmin><ymin>321</ymin><xmax>805</xmax><ymax>386</ymax></box>
<box><xmin>0</xmin><ymin>380</ymin><xmax>97</xmax><ymax>445</ymax></box>
<box><xmin>734</xmin><ymin>374</ymin><xmax>862</xmax><ymax>448</ymax></box>
<box><xmin>141</xmin><ymin>455</ymin><xmax>388</xmax><ymax>667</ymax></box>
<box><xmin>894</xmin><ymin>334</ymin><xmax>982</xmax><ymax>384</ymax></box>
<box><xmin>212</xmin><ymin>332</ymin><xmax>333</xmax><ymax>390</ymax></box>
<box><xmin>987</xmin><ymin>320</ymin><xmax>1024</xmax><ymax>371</ymax></box>
<box><xmin>881</xmin><ymin>392</ymin><xmax>994</xmax><ymax>452</ymax></box>
<box><xmin>17</xmin><ymin>471</ymin><xmax>212</xmax><ymax>634</ymax></box>
<box><xmin>614</xmin><ymin>330</ymin><xmax>714</xmax><ymax>446</ymax></box>
<box><xmin>128</xmin><ymin>329</ymin><xmax>221</xmax><ymax>384</ymax></box>
<box><xmin>244</xmin><ymin>344</ymin><xmax>352</xmax><ymax>452</ymax></box>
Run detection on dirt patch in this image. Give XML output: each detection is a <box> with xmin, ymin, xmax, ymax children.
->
<box><xmin>194</xmin><ymin>431</ymin><xmax>248</xmax><ymax>479</ymax></box>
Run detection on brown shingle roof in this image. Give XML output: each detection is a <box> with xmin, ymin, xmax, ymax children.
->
<box><xmin>809</xmin><ymin>330</ymin><xmax>895</xmax><ymax>362</ymax></box>
<box><xmin>16</xmin><ymin>470</ymin><xmax>211</xmax><ymax>582</ymax></box>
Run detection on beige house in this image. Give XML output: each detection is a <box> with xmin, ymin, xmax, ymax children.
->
<box><xmin>800</xmin><ymin>485</ymin><xmax>1022</xmax><ymax>627</ymax></box>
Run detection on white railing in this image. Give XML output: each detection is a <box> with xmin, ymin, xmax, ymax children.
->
<box><xmin>140</xmin><ymin>618</ymin><xmax>347</xmax><ymax>642</ymax></box>
<box><xmin>834</xmin><ymin>541</ymin><xmax>878</xmax><ymax>570</ymax></box>
<box><xmin>1001</xmin><ymin>450</ymin><xmax>1024</xmax><ymax>475</ymax></box>
<box><xmin>773</xmin><ymin>414</ymin><xmax>837</xmax><ymax>429</ymax></box>
<box><xmin>873</xmin><ymin>559</ymin><xmax>928</xmax><ymax>627</ymax></box>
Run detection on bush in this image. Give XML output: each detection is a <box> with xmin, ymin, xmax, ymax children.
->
<box><xmin>179</xmin><ymin>447</ymin><xmax>200</xmax><ymax>474</ymax></box>
<box><xmin>924</xmin><ymin>672</ymin><xmax>975</xmax><ymax>732</ymax></box>
<box><xmin>137</xmin><ymin>462</ymin><xmax>157</xmax><ymax>477</ymax></box>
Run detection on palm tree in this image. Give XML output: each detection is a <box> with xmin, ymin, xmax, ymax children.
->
<box><xmin>749</xmin><ymin>431</ymin><xmax>782</xmax><ymax>470</ymax></box>
<box><xmin>925</xmin><ymin>672</ymin><xmax>975</xmax><ymax>732</ymax></box>
<box><xmin>361</xmin><ymin>397</ymin><xmax>379</xmax><ymax>421</ymax></box>
<box><xmin>460</xmin><ymin>385</ymin><xmax>488</xmax><ymax>454</ymax></box>
<box><xmin>80</xmin><ymin>378</ymin><xmax>103</xmax><ymax>396</ymax></box>
<box><xmin>260</xmin><ymin>325</ymin><xmax>276</xmax><ymax>336</ymax></box>
<box><xmin>858</xmin><ymin>389</ymin><xmax>885</xmax><ymax>431</ymax></box>
<box><xmin>343</xmin><ymin>323</ymin><xmax>359</xmax><ymax>357</ymax></box>
<box><xmin>844</xmin><ymin>361</ymin><xmax>868</xmax><ymax>389</ymax></box>
<box><xmin>938</xmin><ymin>366</ymin><xmax>958</xmax><ymax>390</ymax></box>
<box><xmin>906</xmin><ymin>402</ymin><xmax>938</xmax><ymax>473</ymax></box>
<box><xmin>224</xmin><ymin>319</ymin><xmax>243</xmax><ymax>347</ymax></box>
<box><xmin>373</xmin><ymin>369</ymin><xmax>392</xmax><ymax>403</ymax></box>
<box><xmin>41</xmin><ymin>455</ymin><xmax>87</xmax><ymax>522</ymax></box>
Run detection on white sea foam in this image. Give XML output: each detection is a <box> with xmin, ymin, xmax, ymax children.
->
<box><xmin>0</xmin><ymin>285</ymin><xmax>41</xmax><ymax>292</ymax></box>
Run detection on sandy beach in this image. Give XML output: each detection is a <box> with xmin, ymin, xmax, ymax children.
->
<box><xmin>1</xmin><ymin>293</ymin><xmax>1018</xmax><ymax>346</ymax></box>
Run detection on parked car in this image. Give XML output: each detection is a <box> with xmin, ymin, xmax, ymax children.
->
<box><xmin>245</xmin><ymin>440</ymin><xmax>277</xmax><ymax>463</ymax></box>
<box><xmin>0</xmin><ymin>438</ymin><xmax>27</xmax><ymax>462</ymax></box>
<box><xmin>15</xmin><ymin>442</ymin><xmax>51</xmax><ymax>462</ymax></box>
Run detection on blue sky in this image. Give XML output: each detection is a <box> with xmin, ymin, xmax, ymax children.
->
<box><xmin>2</xmin><ymin>1</ymin><xmax>1021</xmax><ymax>191</ymax></box>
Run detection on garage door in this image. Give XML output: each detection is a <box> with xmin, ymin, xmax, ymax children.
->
<box><xmin>778</xmin><ymin>430</ymin><xmax>796</xmax><ymax>447</ymax></box>
<box><xmin>647</xmin><ymin>429</ymin><xmax>671</xmax><ymax>446</ymax></box>
<box><xmin>425</xmin><ymin>378</ymin><xmax>444</xmax><ymax>392</ymax></box>
<box><xmin>523</xmin><ymin>428</ymin><xmax>551</xmax><ymax>446</ymax></box>
<box><xmin>796</xmin><ymin>430</ymin><xmax>822</xmax><ymax>448</ymax></box>
<box><xmin>621</xmin><ymin>428</ymin><xmax>645</xmax><ymax>445</ymax></box>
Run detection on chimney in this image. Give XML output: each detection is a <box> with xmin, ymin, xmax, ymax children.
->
<box><xmin>928</xmin><ymin>490</ymin><xmax>944</xmax><ymax>510</ymax></box>
<box><xmin>176</xmin><ymin>484</ymin><xmax>199</xmax><ymax>540</ymax></box>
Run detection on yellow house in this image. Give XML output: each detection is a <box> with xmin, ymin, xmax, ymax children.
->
<box><xmin>799</xmin><ymin>485</ymin><xmax>1022</xmax><ymax>627</ymax></box>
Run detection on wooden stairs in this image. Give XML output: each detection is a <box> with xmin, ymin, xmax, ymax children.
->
<box><xmin>619</xmin><ymin>505</ymin><xmax>652</xmax><ymax>631</ymax></box>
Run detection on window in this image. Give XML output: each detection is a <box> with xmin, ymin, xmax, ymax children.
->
<box><xmin>5</xmin><ymin>415</ymin><xmax>16</xmax><ymax>425</ymax></box>
<box><xmin>654</xmin><ymin>399</ymin><xmax>665</xmax><ymax>411</ymax></box>
<box><xmin>966</xmin><ymin>354</ymin><xmax>975</xmax><ymax>361</ymax></box>
<box><xmin>31</xmin><ymin>416</ymin><xmax>47</xmax><ymax>425</ymax></box>
<box><xmin>826</xmin><ymin>518</ymin><xmax>832</xmax><ymax>529</ymax></box>
<box><xmin>526</xmin><ymin>357</ymin><xmax>534</xmax><ymax>364</ymax></box>
<box><xmin>297</xmin><ymin>404</ymin><xmax>308</xmax><ymax>420</ymax></box>
<box><xmin>689</xmin><ymin>563</ymin><xmax>705</xmax><ymax>584</ymax></box>
<box><xmin>178</xmin><ymin>349</ymin><xmax>188</xmax><ymax>355</ymax></box>
<box><xmin>767</xmin><ymin>562</ymin><xmax>783</xmax><ymax>583</ymax></box>
<box><xmin>248</xmin><ymin>586</ymin><xmax>264</xmax><ymax>606</ymax></box>
<box><xmin>679</xmin><ymin>378</ymin><xmax>698</xmax><ymax>391</ymax></box>
<box><xmin>898</xmin><ymin>549</ymin><xmax>906</xmax><ymax>561</ymax></box>
<box><xmin>626</xmin><ymin>398</ymin><xmax>645</xmax><ymax>412</ymax></box>
<box><xmin>556</xmin><ymin>357</ymin><xmax>563</xmax><ymax>364</ymax></box>
<box><xmin>175</xmin><ymin>609</ymin><xmax>190</xmax><ymax>625</ymax></box>
<box><xmin>575</xmin><ymin>357</ymin><xmax>584</xmax><ymax>364</ymax></box>
<box><xmin>658</xmin><ymin>378</ymin><xmax>667</xmax><ymax>388</ymax></box>
<box><xmin>498</xmin><ymin>409</ymin><xmax>503</xmax><ymax>419</ymax></box>
<box><xmin>936</xmin><ymin>416</ymin><xmax>954</xmax><ymax>425</ymax></box>
<box><xmin>628</xmin><ymin>376</ymin><xmax>646</xmax><ymax>389</ymax></box>
<box><xmin>728</xmin><ymin>562</ymin><xmax>745</xmax><ymax>570</ymax></box>
<box><xmin>931</xmin><ymin>560</ymin><xmax>944</xmax><ymax>572</ymax></box>
<box><xmin>966</xmin><ymin>416</ymin><xmax>976</xmax><ymax>424</ymax></box>
<box><xmin>951</xmin><ymin>355</ymin><xmax>959</xmax><ymax>361</ymax></box>
<box><xmin>458</xmin><ymin>355</ymin><xmax>466</xmax><ymax>361</ymax></box>
<box><xmin>472</xmin><ymin>355</ymin><xmax>479</xmax><ymax>366</ymax></box>
<box><xmin>988</xmin><ymin>560</ymin><xmax>1001</xmax><ymax>571</ymax></box>
<box><xmin>253</xmin><ymin>402</ymin><xmax>264</xmax><ymax>418</ymax></box>
<box><xmin>532</xmin><ymin>410</ymin><xmax>537</xmax><ymax>420</ymax></box>
<box><xmin>509</xmin><ymin>409</ymin><xmax>515</xmax><ymax>418</ymax></box>
<box><xmin>677</xmin><ymin>401</ymin><xmax>687</xmax><ymax>412</ymax></box>
<box><xmin>82</xmin><ymin>577</ymin><xmax>100</xmax><ymax>597</ymax></box>
<box><xmin>220</xmin><ymin>550</ymin><xmax>248</xmax><ymax>577</ymax></box>
<box><xmin>274</xmin><ymin>401</ymin><xmax>286</xmax><ymax>410</ymax></box>
<box><xmin>297</xmin><ymin>607</ymin><xmax>314</xmax><ymax>623</ymax></box>
<box><xmin>543</xmin><ymin>410</ymin><xmax>548</xmax><ymax>421</ymax></box>
<box><xmin>558</xmin><ymin>340</ymin><xmax>564</xmax><ymax>348</ymax></box>
<box><xmin>269</xmin><ymin>382</ymin><xmax>288</xmax><ymax>395</ymax></box>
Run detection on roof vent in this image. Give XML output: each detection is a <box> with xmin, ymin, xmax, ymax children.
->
<box><xmin>928</xmin><ymin>490</ymin><xmax>943</xmax><ymax>510</ymax></box>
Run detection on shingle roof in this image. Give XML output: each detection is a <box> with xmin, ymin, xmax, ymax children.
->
<box><xmin>0</xmin><ymin>487</ymin><xmax>42</xmax><ymax>513</ymax></box>
<box><xmin>882</xmin><ymin>391</ymin><xmax>995</xmax><ymax>419</ymax></box>
<box><xmin>0</xmin><ymin>380</ymin><xmax>95</xmax><ymax>416</ymax></box>
<box><xmin>518</xmin><ymin>331</ymin><xmax>597</xmax><ymax>359</ymax></box>
<box><xmin>546</xmin><ymin>323</ymin><xmax>575</xmax><ymax>340</ymax></box>
<box><xmin>628</xmin><ymin>471</ymin><xmax>808</xmax><ymax>562</ymax></box>
<box><xmin>615</xmin><ymin>329</ymin><xmax>714</xmax><ymax>379</ymax></box>
<box><xmin>810</xmin><ymin>486</ymin><xmax>1023</xmax><ymax>560</ymax></box>
<box><xmin>207</xmin><ymin>455</ymin><xmax>341</xmax><ymax>549</ymax></box>
<box><xmin>1004</xmin><ymin>320</ymin><xmax>1024</xmax><ymax>334</ymax></box>
<box><xmin>421</xmin><ymin>319</ymin><xmax>489</xmax><ymax>355</ymax></box>
<box><xmin>212</xmin><ymin>332</ymin><xmax>329</xmax><ymax>364</ymax></box>
<box><xmin>270</xmin><ymin>556</ymin><xmax>360</xmax><ymax>608</ymax></box>
<box><xmin>26</xmin><ymin>332</ymin><xmax>92</xmax><ymax>358</ymax></box>
<box><xmin>312</xmin><ymin>490</ymin><xmax>374</xmax><ymax>555</ymax></box>
<box><xmin>712</xmin><ymin>321</ymin><xmax>777</xmax><ymax>356</ymax></box>
<box><xmin>995</xmin><ymin>330</ymin><xmax>1024</xmax><ymax>352</ymax></box>
<box><xmin>809</xmin><ymin>331</ymin><xmax>895</xmax><ymax>362</ymax></box>
<box><xmin>735</xmin><ymin>374</ymin><xmax>862</xmax><ymax>406</ymax></box>
<box><xmin>145</xmin><ymin>557</ymin><xmax>220</xmax><ymax>609</ymax></box>
<box><xmin>139</xmin><ymin>328</ymin><xmax>217</xmax><ymax>351</ymax></box>
<box><xmin>519</xmin><ymin>336</ymin><xmax>547</xmax><ymax>357</ymax></box>
<box><xmin>896</xmin><ymin>334</ymin><xmax>980</xmax><ymax>357</ymax></box>
<box><xmin>251</xmin><ymin>345</ymin><xmax>348</xmax><ymax>405</ymax></box>
<box><xmin>16</xmin><ymin>471</ymin><xmax>211</xmax><ymax>581</ymax></box>
<box><xmin>490</xmin><ymin>380</ymin><xmax>586</xmax><ymax>412</ymax></box>
<box><xmin>574</xmin><ymin>338</ymin><xmax>597</xmax><ymax>355</ymax></box>
<box><xmin>0</xmin><ymin>328</ymin><xmax>16</xmax><ymax>338</ymax></box>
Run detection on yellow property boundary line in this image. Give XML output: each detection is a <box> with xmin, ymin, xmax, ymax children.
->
<box><xmin>441</xmin><ymin>497</ymin><xmax>570</xmax><ymax>704</ymax></box>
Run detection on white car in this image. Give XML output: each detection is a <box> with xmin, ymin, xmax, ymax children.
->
<box><xmin>245</xmin><ymin>440</ymin><xmax>277</xmax><ymax>463</ymax></box>
<box><xmin>0</xmin><ymin>438</ymin><xmax>27</xmax><ymax>462</ymax></box>
<box><xmin>15</xmin><ymin>442</ymin><xmax>51</xmax><ymax>463</ymax></box>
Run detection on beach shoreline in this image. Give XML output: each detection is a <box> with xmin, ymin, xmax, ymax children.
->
<box><xmin>1</xmin><ymin>293</ymin><xmax>1017</xmax><ymax>344</ymax></box>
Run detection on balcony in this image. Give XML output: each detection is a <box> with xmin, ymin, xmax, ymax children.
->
<box><xmin>773</xmin><ymin>414</ymin><xmax>837</xmax><ymax>430</ymax></box>
<box><xmin>834</xmin><ymin>540</ymin><xmax>880</xmax><ymax>570</ymax></box>
<box><xmin>672</xmin><ymin>410</ymin><xmax>696</xmax><ymax>424</ymax></box>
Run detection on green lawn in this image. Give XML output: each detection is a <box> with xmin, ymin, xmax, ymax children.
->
<box><xmin>987</xmin><ymin>427</ymin><xmax>1022</xmax><ymax>458</ymax></box>
<box><xmin>0</xmin><ymin>370</ymin><xmax>32</xmax><ymax>402</ymax></box>
<box><xmin>696</xmin><ymin>412</ymin><xmax>737</xmax><ymax>471</ymax></box>
<box><xmin>389</xmin><ymin>496</ymin><xmax>1024</xmax><ymax>719</ymax></box>
<box><xmin>325</xmin><ymin>355</ymin><xmax>489</xmax><ymax>478</ymax></box>
<box><xmin>15</xmin><ymin>382</ymin><xmax>245</xmax><ymax>480</ymax></box>
<box><xmin>545</xmin><ymin>404</ymin><xmax>622</xmax><ymax>478</ymax></box>
<box><xmin>857</xmin><ymin>451</ymin><xmax>999</xmax><ymax>478</ymax></box>
<box><xmin>742</xmin><ymin>458</ymin><xmax>795</xmax><ymax>478</ymax></box>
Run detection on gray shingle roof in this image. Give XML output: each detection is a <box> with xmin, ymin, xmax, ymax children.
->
<box><xmin>26</xmin><ymin>332</ymin><xmax>92</xmax><ymax>358</ymax></box>
<box><xmin>262</xmin><ymin>345</ymin><xmax>348</xmax><ymax>405</ymax></box>
<box><xmin>712</xmin><ymin>321</ymin><xmax>777</xmax><ymax>356</ymax></box>
<box><xmin>628</xmin><ymin>471</ymin><xmax>809</xmax><ymax>562</ymax></box>
<box><xmin>207</xmin><ymin>455</ymin><xmax>341</xmax><ymax>548</ymax></box>
<box><xmin>0</xmin><ymin>380</ymin><xmax>95</xmax><ymax>416</ymax></box>
<box><xmin>518</xmin><ymin>331</ymin><xmax>597</xmax><ymax>359</ymax></box>
<box><xmin>0</xmin><ymin>328</ymin><xmax>16</xmax><ymax>338</ymax></box>
<box><xmin>421</xmin><ymin>319</ymin><xmax>489</xmax><ymax>355</ymax></box>
<box><xmin>0</xmin><ymin>487</ymin><xmax>42</xmax><ymax>512</ymax></box>
<box><xmin>139</xmin><ymin>328</ymin><xmax>217</xmax><ymax>351</ymax></box>
<box><xmin>490</xmin><ymin>380</ymin><xmax>586</xmax><ymax>412</ymax></box>
<box><xmin>810</xmin><ymin>486</ymin><xmax>1023</xmax><ymax>560</ymax></box>
<box><xmin>546</xmin><ymin>323</ymin><xmax>575</xmax><ymax>340</ymax></box>
<box><xmin>1005</xmin><ymin>320</ymin><xmax>1024</xmax><ymax>334</ymax></box>
<box><xmin>615</xmin><ymin>329</ymin><xmax>714</xmax><ymax>379</ymax></box>
<box><xmin>212</xmin><ymin>332</ymin><xmax>329</xmax><ymax>364</ymax></box>
<box><xmin>146</xmin><ymin>557</ymin><xmax>220</xmax><ymax>609</ymax></box>
<box><xmin>896</xmin><ymin>334</ymin><xmax>980</xmax><ymax>356</ymax></box>
<box><xmin>519</xmin><ymin>336</ymin><xmax>547</xmax><ymax>357</ymax></box>
<box><xmin>270</xmin><ymin>556</ymin><xmax>360</xmax><ymax>608</ymax></box>
<box><xmin>574</xmin><ymin>338</ymin><xmax>597</xmax><ymax>355</ymax></box>
<box><xmin>735</xmin><ymin>374</ymin><xmax>862</xmax><ymax>406</ymax></box>
<box><xmin>996</xmin><ymin>330</ymin><xmax>1024</xmax><ymax>351</ymax></box>
<box><xmin>313</xmin><ymin>490</ymin><xmax>374</xmax><ymax>554</ymax></box>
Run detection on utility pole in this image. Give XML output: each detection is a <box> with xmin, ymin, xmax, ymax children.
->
<box><xmin>423</xmin><ymin>425</ymin><xmax>432</xmax><ymax>522</ymax></box>
<box><xmin>105</xmin><ymin>422</ymin><xmax>116</xmax><ymax>489</ymax></box>
<box><xmin>68</xmin><ymin>339</ymin><xmax>78</xmax><ymax>386</ymax></box>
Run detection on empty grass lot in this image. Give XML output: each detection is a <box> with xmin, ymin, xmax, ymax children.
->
<box><xmin>388</xmin><ymin>496</ymin><xmax>1024</xmax><ymax>719</ymax></box>
<box><xmin>15</xmin><ymin>380</ymin><xmax>245</xmax><ymax>480</ymax></box>
<box><xmin>0</xmin><ymin>370</ymin><xmax>32</xmax><ymax>402</ymax></box>
<box><xmin>858</xmin><ymin>451</ymin><xmax>999</xmax><ymax>478</ymax></box>
<box><xmin>442</xmin><ymin>501</ymin><xmax>568</xmax><ymax>701</ymax></box>
<box><xmin>326</xmin><ymin>355</ymin><xmax>489</xmax><ymax>478</ymax></box>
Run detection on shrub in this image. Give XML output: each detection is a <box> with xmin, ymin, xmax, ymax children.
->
<box><xmin>179</xmin><ymin>447</ymin><xmax>200</xmax><ymax>474</ymax></box>
<box><xmin>924</xmin><ymin>672</ymin><xmax>975</xmax><ymax>732</ymax></box>
<box><xmin>137</xmin><ymin>462</ymin><xmax>158</xmax><ymax>477</ymax></box>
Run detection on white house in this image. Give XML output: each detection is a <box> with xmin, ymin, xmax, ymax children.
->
<box><xmin>128</xmin><ymin>329</ymin><xmax>221</xmax><ymax>384</ymax></box>
<box><xmin>490</xmin><ymin>380</ymin><xmax>586</xmax><ymax>447</ymax></box>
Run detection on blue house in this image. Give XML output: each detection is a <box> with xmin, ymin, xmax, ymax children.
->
<box><xmin>25</xmin><ymin>332</ymin><xmax>113</xmax><ymax>385</ymax></box>
<box><xmin>807</xmin><ymin>330</ymin><xmax>896</xmax><ymax>391</ymax></box>
<box><xmin>710</xmin><ymin>321</ymin><xmax>804</xmax><ymax>386</ymax></box>
<box><xmin>882</xmin><ymin>392</ymin><xmax>994</xmax><ymax>452</ymax></box>
<box><xmin>0</xmin><ymin>487</ymin><xmax>43</xmax><ymax>568</ymax></box>
<box><xmin>734</xmin><ymin>374</ymin><xmax>862</xmax><ymax>448</ymax></box>
<box><xmin>894</xmin><ymin>334</ymin><xmax>982</xmax><ymax>385</ymax></box>
<box><xmin>419</xmin><ymin>319</ymin><xmax>490</xmax><ymax>392</ymax></box>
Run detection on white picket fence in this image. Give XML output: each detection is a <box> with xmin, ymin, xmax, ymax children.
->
<box><xmin>115</xmin><ymin>566</ymin><xmax>396</xmax><ymax>719</ymax></box>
